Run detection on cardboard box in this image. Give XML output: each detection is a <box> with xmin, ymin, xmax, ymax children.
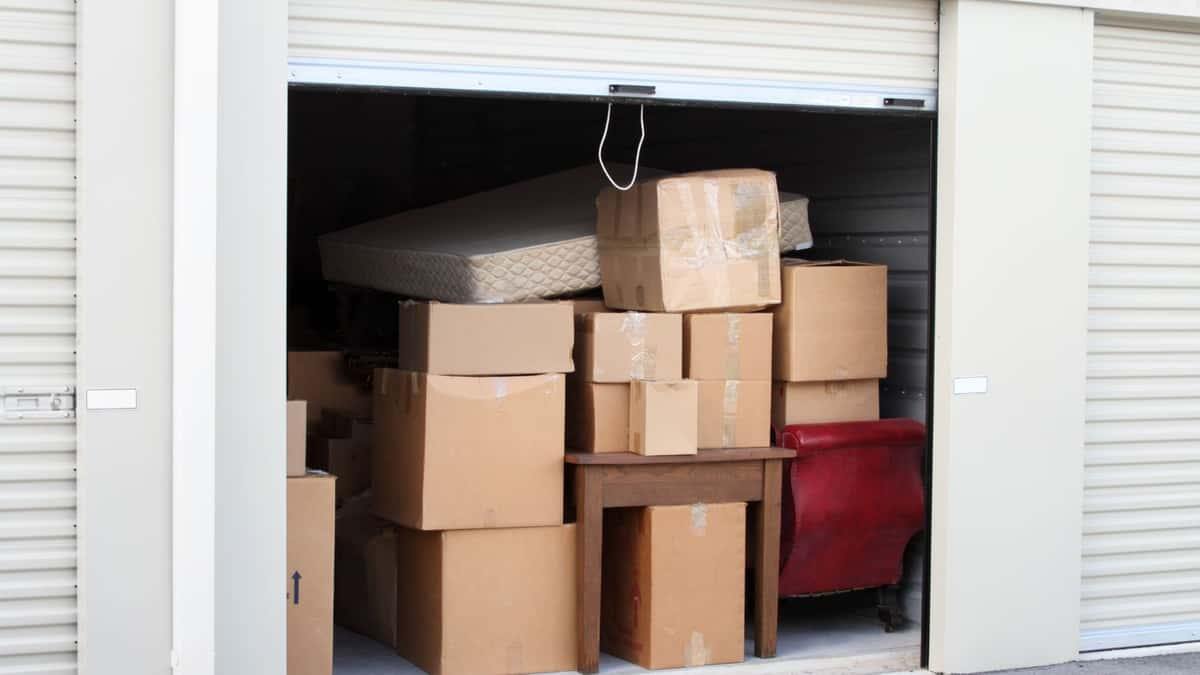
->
<box><xmin>396</xmin><ymin>524</ymin><xmax>577</xmax><ymax>675</ymax></box>
<box><xmin>372</xmin><ymin>369</ymin><xmax>565</xmax><ymax>530</ymax></box>
<box><xmin>629</xmin><ymin>380</ymin><xmax>698</xmax><ymax>456</ymax></box>
<box><xmin>772</xmin><ymin>379</ymin><xmax>880</xmax><ymax>428</ymax></box>
<box><xmin>287</xmin><ymin>473</ymin><xmax>336</xmax><ymax>675</ymax></box>
<box><xmin>773</xmin><ymin>260</ymin><xmax>888</xmax><ymax>382</ymax></box>
<box><xmin>683</xmin><ymin>313</ymin><xmax>773</xmax><ymax>381</ymax></box>
<box><xmin>287</xmin><ymin>400</ymin><xmax>307</xmax><ymax>476</ymax></box>
<box><xmin>334</xmin><ymin>499</ymin><xmax>398</xmax><ymax>648</ymax></box>
<box><xmin>308</xmin><ymin>435</ymin><xmax>371</xmax><ymax>502</ymax></box>
<box><xmin>566</xmin><ymin>380</ymin><xmax>629</xmax><ymax>453</ymax></box>
<box><xmin>397</xmin><ymin>301</ymin><xmax>574</xmax><ymax>376</ymax></box>
<box><xmin>570</xmin><ymin>297</ymin><xmax>610</xmax><ymax>315</ymax></box>
<box><xmin>575</xmin><ymin>312</ymin><xmax>682</xmax><ymax>383</ymax></box>
<box><xmin>288</xmin><ymin>351</ymin><xmax>372</xmax><ymax>423</ymax></box>
<box><xmin>602</xmin><ymin>503</ymin><xmax>746</xmax><ymax>669</ymax></box>
<box><xmin>596</xmin><ymin>169</ymin><xmax>782</xmax><ymax>313</ymax></box>
<box><xmin>697</xmin><ymin>380</ymin><xmax>771</xmax><ymax>449</ymax></box>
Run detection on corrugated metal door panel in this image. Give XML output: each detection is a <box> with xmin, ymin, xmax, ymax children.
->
<box><xmin>1082</xmin><ymin>18</ymin><xmax>1200</xmax><ymax>652</ymax></box>
<box><xmin>287</xmin><ymin>0</ymin><xmax>938</xmax><ymax>109</ymax></box>
<box><xmin>0</xmin><ymin>0</ymin><xmax>77</xmax><ymax>672</ymax></box>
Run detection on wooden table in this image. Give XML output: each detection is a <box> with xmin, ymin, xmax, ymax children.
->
<box><xmin>565</xmin><ymin>447</ymin><xmax>797</xmax><ymax>673</ymax></box>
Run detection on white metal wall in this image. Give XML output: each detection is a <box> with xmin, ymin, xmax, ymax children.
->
<box><xmin>1083</xmin><ymin>17</ymin><xmax>1200</xmax><ymax>652</ymax></box>
<box><xmin>0</xmin><ymin>0</ymin><xmax>79</xmax><ymax>672</ymax></box>
<box><xmin>287</xmin><ymin>0</ymin><xmax>939</xmax><ymax>109</ymax></box>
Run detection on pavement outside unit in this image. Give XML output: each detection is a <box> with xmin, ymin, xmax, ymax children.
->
<box><xmin>985</xmin><ymin>651</ymin><xmax>1200</xmax><ymax>674</ymax></box>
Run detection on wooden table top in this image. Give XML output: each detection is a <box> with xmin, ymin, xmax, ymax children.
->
<box><xmin>565</xmin><ymin>446</ymin><xmax>796</xmax><ymax>465</ymax></box>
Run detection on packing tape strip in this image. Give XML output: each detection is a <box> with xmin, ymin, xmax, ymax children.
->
<box><xmin>684</xmin><ymin>631</ymin><xmax>712</xmax><ymax>667</ymax></box>
<box><xmin>690</xmin><ymin>503</ymin><xmax>708</xmax><ymax>533</ymax></box>
<box><xmin>722</xmin><ymin>380</ymin><xmax>739</xmax><ymax>447</ymax></box>
<box><xmin>724</xmin><ymin>314</ymin><xmax>741</xmax><ymax>379</ymax></box>
<box><xmin>621</xmin><ymin>311</ymin><xmax>656</xmax><ymax>380</ymax></box>
<box><xmin>492</xmin><ymin>377</ymin><xmax>509</xmax><ymax>400</ymax></box>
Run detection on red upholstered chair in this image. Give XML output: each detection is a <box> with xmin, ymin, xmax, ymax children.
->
<box><xmin>775</xmin><ymin>419</ymin><xmax>926</xmax><ymax>629</ymax></box>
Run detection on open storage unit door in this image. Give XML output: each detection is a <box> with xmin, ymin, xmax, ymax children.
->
<box><xmin>0</xmin><ymin>1</ymin><xmax>79</xmax><ymax>673</ymax></box>
<box><xmin>287</xmin><ymin>0</ymin><xmax>938</xmax><ymax>112</ymax></box>
<box><xmin>1083</xmin><ymin>17</ymin><xmax>1200</xmax><ymax>652</ymax></box>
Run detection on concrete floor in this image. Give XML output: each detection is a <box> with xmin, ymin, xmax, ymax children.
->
<box><xmin>987</xmin><ymin>652</ymin><xmax>1200</xmax><ymax>675</ymax></box>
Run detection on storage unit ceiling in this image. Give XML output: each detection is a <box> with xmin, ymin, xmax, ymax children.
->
<box><xmin>287</xmin><ymin>0</ymin><xmax>939</xmax><ymax>111</ymax></box>
<box><xmin>1082</xmin><ymin>16</ymin><xmax>1200</xmax><ymax>653</ymax></box>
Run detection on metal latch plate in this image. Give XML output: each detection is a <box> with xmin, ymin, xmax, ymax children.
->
<box><xmin>3</xmin><ymin>386</ymin><xmax>76</xmax><ymax>421</ymax></box>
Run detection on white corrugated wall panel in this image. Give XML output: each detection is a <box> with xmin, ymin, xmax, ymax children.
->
<box><xmin>287</xmin><ymin>0</ymin><xmax>938</xmax><ymax>107</ymax></box>
<box><xmin>1083</xmin><ymin>18</ymin><xmax>1200</xmax><ymax>652</ymax></box>
<box><xmin>0</xmin><ymin>0</ymin><xmax>78</xmax><ymax>672</ymax></box>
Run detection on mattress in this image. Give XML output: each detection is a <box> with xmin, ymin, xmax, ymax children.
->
<box><xmin>319</xmin><ymin>165</ymin><xmax>812</xmax><ymax>303</ymax></box>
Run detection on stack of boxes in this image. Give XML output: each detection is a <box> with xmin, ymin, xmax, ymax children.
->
<box><xmin>685</xmin><ymin>313</ymin><xmax>773</xmax><ymax>448</ymax></box>
<box><xmin>371</xmin><ymin>301</ymin><xmax>578</xmax><ymax>675</ymax></box>
<box><xmin>771</xmin><ymin>260</ymin><xmax>888</xmax><ymax>426</ymax></box>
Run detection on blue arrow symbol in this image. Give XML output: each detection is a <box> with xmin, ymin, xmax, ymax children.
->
<box><xmin>291</xmin><ymin>571</ymin><xmax>301</xmax><ymax>605</ymax></box>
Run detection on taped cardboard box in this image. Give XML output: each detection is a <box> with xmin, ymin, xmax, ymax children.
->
<box><xmin>684</xmin><ymin>313</ymin><xmax>772</xmax><ymax>381</ymax></box>
<box><xmin>287</xmin><ymin>400</ymin><xmax>307</xmax><ymax>476</ymax></box>
<box><xmin>602</xmin><ymin>503</ymin><xmax>746</xmax><ymax>670</ymax></box>
<box><xmin>396</xmin><ymin>524</ymin><xmax>577</xmax><ymax>675</ymax></box>
<box><xmin>596</xmin><ymin>169</ymin><xmax>782</xmax><ymax>313</ymax></box>
<box><xmin>773</xmin><ymin>260</ymin><xmax>887</xmax><ymax>382</ymax></box>
<box><xmin>396</xmin><ymin>301</ymin><xmax>574</xmax><ymax>376</ymax></box>
<box><xmin>288</xmin><ymin>351</ymin><xmax>372</xmax><ymax>424</ymax></box>
<box><xmin>575</xmin><ymin>312</ymin><xmax>682</xmax><ymax>383</ymax></box>
<box><xmin>334</xmin><ymin>498</ymin><xmax>398</xmax><ymax>648</ymax></box>
<box><xmin>772</xmin><ymin>379</ymin><xmax>880</xmax><ymax>428</ymax></box>
<box><xmin>308</xmin><ymin>435</ymin><xmax>371</xmax><ymax>502</ymax></box>
<box><xmin>372</xmin><ymin>369</ymin><xmax>565</xmax><ymax>530</ymax></box>
<box><xmin>697</xmin><ymin>380</ymin><xmax>771</xmax><ymax>449</ymax></box>
<box><xmin>629</xmin><ymin>380</ymin><xmax>698</xmax><ymax>456</ymax></box>
<box><xmin>566</xmin><ymin>379</ymin><xmax>629</xmax><ymax>453</ymax></box>
<box><xmin>287</xmin><ymin>473</ymin><xmax>336</xmax><ymax>675</ymax></box>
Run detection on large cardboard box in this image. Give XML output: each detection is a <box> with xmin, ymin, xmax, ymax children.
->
<box><xmin>772</xmin><ymin>379</ymin><xmax>880</xmax><ymax>428</ymax></box>
<box><xmin>697</xmin><ymin>380</ymin><xmax>771</xmax><ymax>449</ymax></box>
<box><xmin>596</xmin><ymin>169</ymin><xmax>782</xmax><ymax>313</ymax></box>
<box><xmin>396</xmin><ymin>524</ymin><xmax>577</xmax><ymax>675</ymax></box>
<box><xmin>287</xmin><ymin>474</ymin><xmax>336</xmax><ymax>675</ymax></box>
<box><xmin>566</xmin><ymin>380</ymin><xmax>629</xmax><ymax>453</ymax></box>
<box><xmin>288</xmin><ymin>351</ymin><xmax>372</xmax><ymax>423</ymax></box>
<box><xmin>684</xmin><ymin>313</ymin><xmax>772</xmax><ymax>381</ymax></box>
<box><xmin>629</xmin><ymin>380</ymin><xmax>698</xmax><ymax>456</ymax></box>
<box><xmin>287</xmin><ymin>400</ymin><xmax>307</xmax><ymax>476</ymax></box>
<box><xmin>575</xmin><ymin>312</ymin><xmax>682</xmax><ymax>382</ymax></box>
<box><xmin>602</xmin><ymin>503</ymin><xmax>746</xmax><ymax>669</ymax></box>
<box><xmin>397</xmin><ymin>301</ymin><xmax>574</xmax><ymax>375</ymax></box>
<box><xmin>372</xmin><ymin>369</ymin><xmax>565</xmax><ymax>530</ymax></box>
<box><xmin>773</xmin><ymin>260</ymin><xmax>887</xmax><ymax>382</ymax></box>
<box><xmin>334</xmin><ymin>500</ymin><xmax>398</xmax><ymax>648</ymax></box>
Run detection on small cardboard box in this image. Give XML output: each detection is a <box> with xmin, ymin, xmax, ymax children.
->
<box><xmin>334</xmin><ymin>499</ymin><xmax>398</xmax><ymax>648</ymax></box>
<box><xmin>288</xmin><ymin>351</ymin><xmax>372</xmax><ymax>424</ymax></box>
<box><xmin>773</xmin><ymin>260</ymin><xmax>887</xmax><ymax>382</ymax></box>
<box><xmin>772</xmin><ymin>379</ymin><xmax>880</xmax><ymax>428</ymax></box>
<box><xmin>287</xmin><ymin>400</ymin><xmax>307</xmax><ymax>476</ymax></box>
<box><xmin>596</xmin><ymin>169</ymin><xmax>782</xmax><ymax>313</ymax></box>
<box><xmin>575</xmin><ymin>312</ymin><xmax>682</xmax><ymax>383</ymax></box>
<box><xmin>566</xmin><ymin>380</ymin><xmax>629</xmax><ymax>453</ymax></box>
<box><xmin>396</xmin><ymin>301</ymin><xmax>574</xmax><ymax>376</ymax></box>
<box><xmin>683</xmin><ymin>313</ymin><xmax>772</xmax><ymax>381</ymax></box>
<box><xmin>396</xmin><ymin>524</ymin><xmax>577</xmax><ymax>675</ymax></box>
<box><xmin>308</xmin><ymin>435</ymin><xmax>371</xmax><ymax>502</ymax></box>
<box><xmin>602</xmin><ymin>503</ymin><xmax>746</xmax><ymax>670</ymax></box>
<box><xmin>697</xmin><ymin>380</ymin><xmax>771</xmax><ymax>449</ymax></box>
<box><xmin>629</xmin><ymin>380</ymin><xmax>698</xmax><ymax>456</ymax></box>
<box><xmin>372</xmin><ymin>369</ymin><xmax>565</xmax><ymax>530</ymax></box>
<box><xmin>287</xmin><ymin>473</ymin><xmax>336</xmax><ymax>675</ymax></box>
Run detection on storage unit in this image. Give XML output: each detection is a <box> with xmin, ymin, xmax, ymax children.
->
<box><xmin>1082</xmin><ymin>17</ymin><xmax>1200</xmax><ymax>652</ymax></box>
<box><xmin>0</xmin><ymin>2</ymin><xmax>79</xmax><ymax>673</ymax></box>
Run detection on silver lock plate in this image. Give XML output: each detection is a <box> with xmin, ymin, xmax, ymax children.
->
<box><xmin>2</xmin><ymin>386</ymin><xmax>76</xmax><ymax>421</ymax></box>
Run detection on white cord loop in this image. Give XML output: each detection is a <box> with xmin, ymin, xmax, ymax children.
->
<box><xmin>598</xmin><ymin>102</ymin><xmax>645</xmax><ymax>191</ymax></box>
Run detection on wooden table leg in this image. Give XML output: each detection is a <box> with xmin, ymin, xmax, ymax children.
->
<box><xmin>753</xmin><ymin>459</ymin><xmax>782</xmax><ymax>658</ymax></box>
<box><xmin>575</xmin><ymin>465</ymin><xmax>603</xmax><ymax>673</ymax></box>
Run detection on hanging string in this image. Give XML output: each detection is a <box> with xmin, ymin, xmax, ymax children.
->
<box><xmin>597</xmin><ymin>102</ymin><xmax>645</xmax><ymax>191</ymax></box>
